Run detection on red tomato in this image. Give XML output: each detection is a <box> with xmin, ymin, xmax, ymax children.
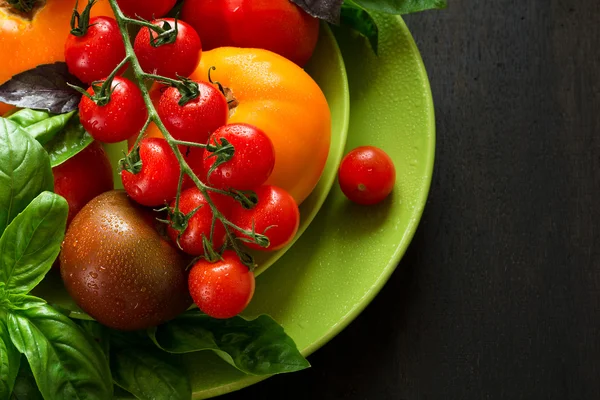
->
<box><xmin>79</xmin><ymin>77</ymin><xmax>148</xmax><ymax>144</ymax></box>
<box><xmin>230</xmin><ymin>185</ymin><xmax>299</xmax><ymax>251</ymax></box>
<box><xmin>180</xmin><ymin>0</ymin><xmax>319</xmax><ymax>67</ymax></box>
<box><xmin>203</xmin><ymin>123</ymin><xmax>275</xmax><ymax>191</ymax></box>
<box><xmin>338</xmin><ymin>146</ymin><xmax>396</xmax><ymax>205</ymax></box>
<box><xmin>53</xmin><ymin>142</ymin><xmax>114</xmax><ymax>226</ymax></box>
<box><xmin>64</xmin><ymin>16</ymin><xmax>126</xmax><ymax>84</ymax></box>
<box><xmin>167</xmin><ymin>187</ymin><xmax>228</xmax><ymax>256</ymax></box>
<box><xmin>121</xmin><ymin>138</ymin><xmax>180</xmax><ymax>206</ymax></box>
<box><xmin>134</xmin><ymin>18</ymin><xmax>202</xmax><ymax>80</ymax></box>
<box><xmin>157</xmin><ymin>82</ymin><xmax>228</xmax><ymax>143</ymax></box>
<box><xmin>188</xmin><ymin>250</ymin><xmax>255</xmax><ymax>319</ymax></box>
<box><xmin>116</xmin><ymin>0</ymin><xmax>176</xmax><ymax>20</ymax></box>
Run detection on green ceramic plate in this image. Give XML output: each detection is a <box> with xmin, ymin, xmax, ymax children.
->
<box><xmin>181</xmin><ymin>14</ymin><xmax>436</xmax><ymax>398</ymax></box>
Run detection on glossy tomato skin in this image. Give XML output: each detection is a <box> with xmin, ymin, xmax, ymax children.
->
<box><xmin>157</xmin><ymin>82</ymin><xmax>228</xmax><ymax>143</ymax></box>
<box><xmin>192</xmin><ymin>48</ymin><xmax>331</xmax><ymax>205</ymax></box>
<box><xmin>230</xmin><ymin>185</ymin><xmax>299</xmax><ymax>251</ymax></box>
<box><xmin>203</xmin><ymin>123</ymin><xmax>275</xmax><ymax>191</ymax></box>
<box><xmin>134</xmin><ymin>18</ymin><xmax>202</xmax><ymax>79</ymax></box>
<box><xmin>188</xmin><ymin>250</ymin><xmax>255</xmax><ymax>319</ymax></box>
<box><xmin>79</xmin><ymin>77</ymin><xmax>148</xmax><ymax>143</ymax></box>
<box><xmin>122</xmin><ymin>138</ymin><xmax>180</xmax><ymax>207</ymax></box>
<box><xmin>167</xmin><ymin>188</ymin><xmax>228</xmax><ymax>256</ymax></box>
<box><xmin>53</xmin><ymin>142</ymin><xmax>114</xmax><ymax>226</ymax></box>
<box><xmin>181</xmin><ymin>0</ymin><xmax>319</xmax><ymax>66</ymax></box>
<box><xmin>117</xmin><ymin>0</ymin><xmax>176</xmax><ymax>20</ymax></box>
<box><xmin>338</xmin><ymin>146</ymin><xmax>396</xmax><ymax>205</ymax></box>
<box><xmin>61</xmin><ymin>191</ymin><xmax>192</xmax><ymax>331</ymax></box>
<box><xmin>64</xmin><ymin>16</ymin><xmax>126</xmax><ymax>84</ymax></box>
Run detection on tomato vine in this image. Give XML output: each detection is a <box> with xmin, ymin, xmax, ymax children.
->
<box><xmin>104</xmin><ymin>0</ymin><xmax>268</xmax><ymax>268</ymax></box>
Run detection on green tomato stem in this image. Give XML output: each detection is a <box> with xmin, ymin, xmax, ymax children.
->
<box><xmin>107</xmin><ymin>0</ymin><xmax>263</xmax><ymax>265</ymax></box>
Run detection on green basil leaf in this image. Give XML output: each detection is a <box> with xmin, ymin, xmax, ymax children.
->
<box><xmin>341</xmin><ymin>1</ymin><xmax>379</xmax><ymax>53</ymax></box>
<box><xmin>149</xmin><ymin>312</ymin><xmax>310</xmax><ymax>375</ymax></box>
<box><xmin>0</xmin><ymin>118</ymin><xmax>54</xmax><ymax>235</ymax></box>
<box><xmin>351</xmin><ymin>0</ymin><xmax>447</xmax><ymax>14</ymax></box>
<box><xmin>7</xmin><ymin>304</ymin><xmax>113</xmax><ymax>400</ymax></box>
<box><xmin>111</xmin><ymin>347</ymin><xmax>191</xmax><ymax>400</ymax></box>
<box><xmin>6</xmin><ymin>109</ymin><xmax>52</xmax><ymax>128</ymax></box>
<box><xmin>77</xmin><ymin>320</ymin><xmax>110</xmax><ymax>362</ymax></box>
<box><xmin>10</xmin><ymin>357</ymin><xmax>44</xmax><ymax>400</ymax></box>
<box><xmin>42</xmin><ymin>114</ymin><xmax>94</xmax><ymax>167</ymax></box>
<box><xmin>21</xmin><ymin>111</ymin><xmax>76</xmax><ymax>145</ymax></box>
<box><xmin>6</xmin><ymin>294</ymin><xmax>46</xmax><ymax>311</ymax></box>
<box><xmin>0</xmin><ymin>191</ymin><xmax>68</xmax><ymax>294</ymax></box>
<box><xmin>0</xmin><ymin>318</ymin><xmax>21</xmax><ymax>399</ymax></box>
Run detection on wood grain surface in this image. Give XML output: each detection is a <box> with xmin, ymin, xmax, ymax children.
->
<box><xmin>223</xmin><ymin>0</ymin><xmax>600</xmax><ymax>398</ymax></box>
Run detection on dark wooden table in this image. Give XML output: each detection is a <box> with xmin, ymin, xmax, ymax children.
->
<box><xmin>224</xmin><ymin>1</ymin><xmax>600</xmax><ymax>398</ymax></box>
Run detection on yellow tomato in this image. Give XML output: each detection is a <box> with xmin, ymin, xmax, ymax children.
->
<box><xmin>192</xmin><ymin>47</ymin><xmax>331</xmax><ymax>204</ymax></box>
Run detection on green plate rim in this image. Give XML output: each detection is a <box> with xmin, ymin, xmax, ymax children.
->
<box><xmin>192</xmin><ymin>15</ymin><xmax>436</xmax><ymax>399</ymax></box>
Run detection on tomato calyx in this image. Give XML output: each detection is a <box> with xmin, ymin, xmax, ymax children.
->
<box><xmin>70</xmin><ymin>0</ymin><xmax>96</xmax><ymax>37</ymax></box>
<box><xmin>69</xmin><ymin>57</ymin><xmax>129</xmax><ymax>106</ymax></box>
<box><xmin>208</xmin><ymin>67</ymin><xmax>238</xmax><ymax>111</ymax></box>
<box><xmin>146</xmin><ymin>19</ymin><xmax>179</xmax><ymax>47</ymax></box>
<box><xmin>118</xmin><ymin>145</ymin><xmax>143</xmax><ymax>174</ymax></box>
<box><xmin>5</xmin><ymin>0</ymin><xmax>40</xmax><ymax>16</ymax></box>
<box><xmin>205</xmin><ymin>137</ymin><xmax>235</xmax><ymax>178</ymax></box>
<box><xmin>229</xmin><ymin>189</ymin><xmax>259</xmax><ymax>210</ymax></box>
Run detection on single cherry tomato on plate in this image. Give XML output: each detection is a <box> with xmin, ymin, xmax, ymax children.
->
<box><xmin>230</xmin><ymin>185</ymin><xmax>299</xmax><ymax>251</ymax></box>
<box><xmin>134</xmin><ymin>18</ymin><xmax>202</xmax><ymax>80</ymax></box>
<box><xmin>79</xmin><ymin>77</ymin><xmax>148</xmax><ymax>143</ymax></box>
<box><xmin>53</xmin><ymin>141</ymin><xmax>114</xmax><ymax>226</ymax></box>
<box><xmin>167</xmin><ymin>187</ymin><xmax>229</xmax><ymax>256</ymax></box>
<box><xmin>65</xmin><ymin>16</ymin><xmax>126</xmax><ymax>84</ymax></box>
<box><xmin>116</xmin><ymin>0</ymin><xmax>176</xmax><ymax>20</ymax></box>
<box><xmin>338</xmin><ymin>146</ymin><xmax>396</xmax><ymax>205</ymax></box>
<box><xmin>188</xmin><ymin>250</ymin><xmax>255</xmax><ymax>319</ymax></box>
<box><xmin>203</xmin><ymin>123</ymin><xmax>275</xmax><ymax>191</ymax></box>
<box><xmin>157</xmin><ymin>82</ymin><xmax>228</xmax><ymax>143</ymax></box>
<box><xmin>180</xmin><ymin>0</ymin><xmax>319</xmax><ymax>66</ymax></box>
<box><xmin>121</xmin><ymin>138</ymin><xmax>180</xmax><ymax>206</ymax></box>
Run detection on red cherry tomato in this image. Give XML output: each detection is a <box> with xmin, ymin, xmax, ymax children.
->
<box><xmin>167</xmin><ymin>187</ymin><xmax>228</xmax><ymax>256</ymax></box>
<box><xmin>79</xmin><ymin>77</ymin><xmax>148</xmax><ymax>144</ymax></box>
<box><xmin>188</xmin><ymin>250</ymin><xmax>255</xmax><ymax>319</ymax></box>
<box><xmin>53</xmin><ymin>142</ymin><xmax>114</xmax><ymax>226</ymax></box>
<box><xmin>203</xmin><ymin>123</ymin><xmax>275</xmax><ymax>191</ymax></box>
<box><xmin>338</xmin><ymin>146</ymin><xmax>396</xmax><ymax>205</ymax></box>
<box><xmin>65</xmin><ymin>16</ymin><xmax>126</xmax><ymax>84</ymax></box>
<box><xmin>134</xmin><ymin>19</ymin><xmax>202</xmax><ymax>80</ymax></box>
<box><xmin>116</xmin><ymin>0</ymin><xmax>177</xmax><ymax>20</ymax></box>
<box><xmin>180</xmin><ymin>0</ymin><xmax>319</xmax><ymax>66</ymax></box>
<box><xmin>157</xmin><ymin>82</ymin><xmax>228</xmax><ymax>143</ymax></box>
<box><xmin>121</xmin><ymin>138</ymin><xmax>180</xmax><ymax>206</ymax></box>
<box><xmin>230</xmin><ymin>185</ymin><xmax>299</xmax><ymax>251</ymax></box>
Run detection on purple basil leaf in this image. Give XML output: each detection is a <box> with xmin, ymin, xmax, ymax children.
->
<box><xmin>0</xmin><ymin>62</ymin><xmax>84</xmax><ymax>114</ymax></box>
<box><xmin>289</xmin><ymin>0</ymin><xmax>345</xmax><ymax>24</ymax></box>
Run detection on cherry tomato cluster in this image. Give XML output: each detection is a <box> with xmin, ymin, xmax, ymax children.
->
<box><xmin>63</xmin><ymin>0</ymin><xmax>301</xmax><ymax>319</ymax></box>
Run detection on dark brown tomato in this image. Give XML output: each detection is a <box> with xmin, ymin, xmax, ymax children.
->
<box><xmin>60</xmin><ymin>190</ymin><xmax>192</xmax><ymax>331</ymax></box>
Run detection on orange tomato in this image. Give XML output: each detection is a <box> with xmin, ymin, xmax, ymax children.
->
<box><xmin>138</xmin><ymin>48</ymin><xmax>331</xmax><ymax>205</ymax></box>
<box><xmin>0</xmin><ymin>0</ymin><xmax>114</xmax><ymax>112</ymax></box>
